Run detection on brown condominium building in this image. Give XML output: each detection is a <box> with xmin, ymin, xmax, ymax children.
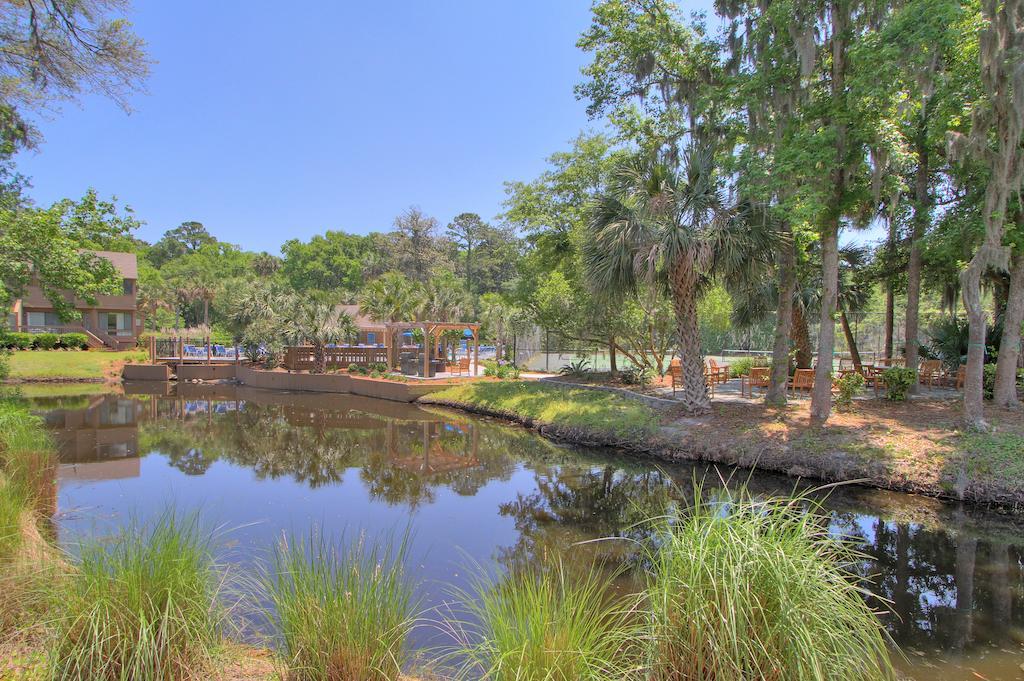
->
<box><xmin>7</xmin><ymin>250</ymin><xmax>140</xmax><ymax>350</ymax></box>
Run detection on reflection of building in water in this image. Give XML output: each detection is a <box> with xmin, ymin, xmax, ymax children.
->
<box><xmin>42</xmin><ymin>395</ymin><xmax>143</xmax><ymax>481</ymax></box>
<box><xmin>389</xmin><ymin>421</ymin><xmax>481</xmax><ymax>475</ymax></box>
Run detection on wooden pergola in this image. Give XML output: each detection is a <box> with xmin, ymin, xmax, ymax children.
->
<box><xmin>383</xmin><ymin>321</ymin><xmax>481</xmax><ymax>377</ymax></box>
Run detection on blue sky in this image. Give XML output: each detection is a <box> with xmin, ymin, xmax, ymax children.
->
<box><xmin>16</xmin><ymin>1</ymin><xmax>621</xmax><ymax>253</ymax></box>
<box><xmin>18</xmin><ymin>1</ymin><xmax>886</xmax><ymax>255</ymax></box>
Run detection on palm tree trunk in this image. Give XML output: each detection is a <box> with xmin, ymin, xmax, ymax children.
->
<box><xmin>767</xmin><ymin>226</ymin><xmax>795</xmax><ymax>406</ymax></box>
<box><xmin>203</xmin><ymin>299</ymin><xmax>210</xmax><ymax>327</ymax></box>
<box><xmin>792</xmin><ymin>302</ymin><xmax>812</xmax><ymax>369</ymax></box>
<box><xmin>313</xmin><ymin>343</ymin><xmax>326</xmax><ymax>374</ymax></box>
<box><xmin>669</xmin><ymin>253</ymin><xmax>710</xmax><ymax>415</ymax></box>
<box><xmin>840</xmin><ymin>309</ymin><xmax>863</xmax><ymax>373</ymax></box>
<box><xmin>811</xmin><ymin>224</ymin><xmax>840</xmax><ymax>421</ymax></box>
<box><xmin>993</xmin><ymin>251</ymin><xmax>1024</xmax><ymax>408</ymax></box>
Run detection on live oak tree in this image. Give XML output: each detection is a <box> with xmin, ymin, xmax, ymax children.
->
<box><xmin>948</xmin><ymin>0</ymin><xmax>1024</xmax><ymax>425</ymax></box>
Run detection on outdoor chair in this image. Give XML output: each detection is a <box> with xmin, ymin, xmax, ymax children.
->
<box><xmin>706</xmin><ymin>358</ymin><xmax>730</xmax><ymax>385</ymax></box>
<box><xmin>788</xmin><ymin>368</ymin><xmax>815</xmax><ymax>397</ymax></box>
<box><xmin>919</xmin><ymin>359</ymin><xmax>943</xmax><ymax>388</ymax></box>
<box><xmin>741</xmin><ymin>367</ymin><xmax>770</xmax><ymax>398</ymax></box>
<box><xmin>453</xmin><ymin>356</ymin><xmax>470</xmax><ymax>376</ymax></box>
<box><xmin>670</xmin><ymin>360</ymin><xmax>715</xmax><ymax>399</ymax></box>
<box><xmin>955</xmin><ymin>365</ymin><xmax>966</xmax><ymax>390</ymax></box>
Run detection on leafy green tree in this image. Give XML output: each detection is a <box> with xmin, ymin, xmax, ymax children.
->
<box><xmin>446</xmin><ymin>212</ymin><xmax>486</xmax><ymax>293</ymax></box>
<box><xmin>0</xmin><ymin>191</ymin><xmax>139</xmax><ymax>321</ymax></box>
<box><xmin>947</xmin><ymin>0</ymin><xmax>1024</xmax><ymax>419</ymax></box>
<box><xmin>147</xmin><ymin>221</ymin><xmax>217</xmax><ymax>268</ymax></box>
<box><xmin>280</xmin><ymin>230</ymin><xmax>370</xmax><ymax>293</ymax></box>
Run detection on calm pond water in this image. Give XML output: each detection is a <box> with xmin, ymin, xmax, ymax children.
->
<box><xmin>21</xmin><ymin>383</ymin><xmax>1024</xmax><ymax>680</ymax></box>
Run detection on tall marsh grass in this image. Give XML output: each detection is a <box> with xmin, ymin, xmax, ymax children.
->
<box><xmin>46</xmin><ymin>513</ymin><xmax>224</xmax><ymax>681</ymax></box>
<box><xmin>645</xmin><ymin>486</ymin><xmax>896</xmax><ymax>681</ymax></box>
<box><xmin>443</xmin><ymin>561</ymin><xmax>644</xmax><ymax>680</ymax></box>
<box><xmin>263</xmin><ymin>532</ymin><xmax>415</xmax><ymax>681</ymax></box>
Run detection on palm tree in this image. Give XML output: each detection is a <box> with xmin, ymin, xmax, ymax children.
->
<box><xmin>584</xmin><ymin>148</ymin><xmax>745</xmax><ymax>414</ymax></box>
<box><xmin>284</xmin><ymin>299</ymin><xmax>357</xmax><ymax>373</ymax></box>
<box><xmin>358</xmin><ymin>272</ymin><xmax>424</xmax><ymax>324</ymax></box>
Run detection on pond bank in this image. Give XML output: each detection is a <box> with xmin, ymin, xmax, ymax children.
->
<box><xmin>420</xmin><ymin>381</ymin><xmax>1024</xmax><ymax>508</ymax></box>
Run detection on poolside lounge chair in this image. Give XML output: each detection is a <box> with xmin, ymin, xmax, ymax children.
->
<box><xmin>741</xmin><ymin>367</ymin><xmax>770</xmax><ymax>398</ymax></box>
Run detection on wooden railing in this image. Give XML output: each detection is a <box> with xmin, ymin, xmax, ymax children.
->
<box><xmin>283</xmin><ymin>346</ymin><xmax>387</xmax><ymax>371</ymax></box>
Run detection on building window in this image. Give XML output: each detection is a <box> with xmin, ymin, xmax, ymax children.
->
<box><xmin>26</xmin><ymin>311</ymin><xmax>62</xmax><ymax>329</ymax></box>
<box><xmin>106</xmin><ymin>312</ymin><xmax>132</xmax><ymax>335</ymax></box>
<box><xmin>123</xmin><ymin>279</ymin><xmax>134</xmax><ymax>295</ymax></box>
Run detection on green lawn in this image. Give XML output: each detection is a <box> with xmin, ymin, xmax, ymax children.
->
<box><xmin>425</xmin><ymin>380</ymin><xmax>660</xmax><ymax>439</ymax></box>
<box><xmin>6</xmin><ymin>350</ymin><xmax>146</xmax><ymax>380</ymax></box>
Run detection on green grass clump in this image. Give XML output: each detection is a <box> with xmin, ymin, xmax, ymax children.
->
<box><xmin>445</xmin><ymin>561</ymin><xmax>643</xmax><ymax>680</ymax></box>
<box><xmin>46</xmin><ymin>513</ymin><xmax>223</xmax><ymax>681</ymax></box>
<box><xmin>7</xmin><ymin>349</ymin><xmax>146</xmax><ymax>380</ymax></box>
<box><xmin>645</xmin><ymin>486</ymin><xmax>895</xmax><ymax>681</ymax></box>
<box><xmin>263</xmin><ymin>532</ymin><xmax>415</xmax><ymax>681</ymax></box>
<box><xmin>427</xmin><ymin>381</ymin><xmax>659</xmax><ymax>439</ymax></box>
<box><xmin>961</xmin><ymin>431</ymin><xmax>1024</xmax><ymax>480</ymax></box>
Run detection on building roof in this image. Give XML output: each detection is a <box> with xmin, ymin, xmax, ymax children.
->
<box><xmin>336</xmin><ymin>304</ymin><xmax>386</xmax><ymax>330</ymax></box>
<box><xmin>88</xmin><ymin>251</ymin><xmax>138</xmax><ymax>279</ymax></box>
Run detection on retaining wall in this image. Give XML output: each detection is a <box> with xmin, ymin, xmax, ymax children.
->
<box><xmin>121</xmin><ymin>364</ymin><xmax>172</xmax><ymax>381</ymax></box>
<box><xmin>177</xmin><ymin>364</ymin><xmax>239</xmax><ymax>381</ymax></box>
<box><xmin>235</xmin><ymin>367</ymin><xmax>449</xmax><ymax>403</ymax></box>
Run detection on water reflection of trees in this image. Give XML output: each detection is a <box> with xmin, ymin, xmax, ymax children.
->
<box><xmin>137</xmin><ymin>399</ymin><xmax>530</xmax><ymax>505</ymax></box>
<box><xmin>59</xmin><ymin>392</ymin><xmax>1024</xmax><ymax>656</ymax></box>
<box><xmin>493</xmin><ymin>460</ymin><xmax>1024</xmax><ymax>655</ymax></box>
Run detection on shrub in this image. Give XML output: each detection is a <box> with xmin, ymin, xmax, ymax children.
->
<box><xmin>33</xmin><ymin>333</ymin><xmax>59</xmax><ymax>350</ymax></box>
<box><xmin>619</xmin><ymin>365</ymin><xmax>652</xmax><ymax>386</ymax></box>
<box><xmin>983</xmin><ymin>363</ymin><xmax>997</xmax><ymax>400</ymax></box>
<box><xmin>46</xmin><ymin>513</ymin><xmax>223</xmax><ymax>680</ymax></box>
<box><xmin>645</xmin><ymin>486</ymin><xmax>895</xmax><ymax>680</ymax></box>
<box><xmin>370</xmin><ymin>362</ymin><xmax>389</xmax><ymax>373</ymax></box>
<box><xmin>483</xmin><ymin>359</ymin><xmax>519</xmax><ymax>380</ymax></box>
<box><xmin>881</xmin><ymin>367</ymin><xmax>917</xmax><ymax>401</ymax></box>
<box><xmin>348</xmin><ymin>363</ymin><xmax>369</xmax><ymax>375</ymax></box>
<box><xmin>5</xmin><ymin>332</ymin><xmax>34</xmax><ymax>350</ymax></box>
<box><xmin>263</xmin><ymin>532</ymin><xmax>415</xmax><ymax>681</ymax></box>
<box><xmin>59</xmin><ymin>333</ymin><xmax>89</xmax><ymax>350</ymax></box>
<box><xmin>445</xmin><ymin>561</ymin><xmax>642</xmax><ymax>680</ymax></box>
<box><xmin>728</xmin><ymin>355</ymin><xmax>771</xmax><ymax>378</ymax></box>
<box><xmin>835</xmin><ymin>372</ymin><xmax>865</xmax><ymax>411</ymax></box>
<box><xmin>559</xmin><ymin>358</ymin><xmax>592</xmax><ymax>379</ymax></box>
<box><xmin>0</xmin><ymin>350</ymin><xmax>8</xmax><ymax>382</ymax></box>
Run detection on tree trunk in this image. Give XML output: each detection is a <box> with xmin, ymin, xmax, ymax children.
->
<box><xmin>767</xmin><ymin>224</ymin><xmax>795</xmax><ymax>406</ymax></box>
<box><xmin>993</xmin><ymin>251</ymin><xmax>1024</xmax><ymax>408</ymax></box>
<box><xmin>203</xmin><ymin>299</ymin><xmax>210</xmax><ymax>327</ymax></box>
<box><xmin>839</xmin><ymin>309</ymin><xmax>863</xmax><ymax>373</ymax></box>
<box><xmin>608</xmin><ymin>337</ymin><xmax>618</xmax><ymax>377</ymax></box>
<box><xmin>669</xmin><ymin>252</ymin><xmax>710</xmax><ymax>415</ymax></box>
<box><xmin>962</xmin><ymin>259</ymin><xmax>988</xmax><ymax>429</ymax></box>
<box><xmin>811</xmin><ymin>224</ymin><xmax>840</xmax><ymax>421</ymax></box>
<box><xmin>905</xmin><ymin>112</ymin><xmax>930</xmax><ymax>393</ymax></box>
<box><xmin>792</xmin><ymin>302</ymin><xmax>812</xmax><ymax>369</ymax></box>
<box><xmin>313</xmin><ymin>343</ymin><xmax>326</xmax><ymax>374</ymax></box>
<box><xmin>884</xmin><ymin>284</ymin><xmax>894</xmax><ymax>361</ymax></box>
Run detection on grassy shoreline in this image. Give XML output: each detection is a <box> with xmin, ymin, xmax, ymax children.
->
<box><xmin>4</xmin><ymin>350</ymin><xmax>146</xmax><ymax>382</ymax></box>
<box><xmin>421</xmin><ymin>380</ymin><xmax>1024</xmax><ymax>508</ymax></box>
